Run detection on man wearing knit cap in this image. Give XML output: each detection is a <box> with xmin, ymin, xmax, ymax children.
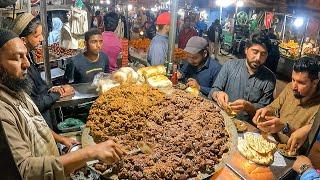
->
<box><xmin>12</xmin><ymin>13</ymin><xmax>75</xmax><ymax>131</ymax></box>
<box><xmin>0</xmin><ymin>28</ymin><xmax>125</xmax><ymax>179</ymax></box>
<box><xmin>147</xmin><ymin>12</ymin><xmax>171</xmax><ymax>66</ymax></box>
<box><xmin>179</xmin><ymin>36</ymin><xmax>221</xmax><ymax>96</ymax></box>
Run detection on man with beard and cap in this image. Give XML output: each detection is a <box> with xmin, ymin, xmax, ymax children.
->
<box><xmin>209</xmin><ymin>31</ymin><xmax>276</xmax><ymax>121</ymax></box>
<box><xmin>12</xmin><ymin>13</ymin><xmax>75</xmax><ymax>131</ymax></box>
<box><xmin>0</xmin><ymin>28</ymin><xmax>125</xmax><ymax>180</ymax></box>
<box><xmin>253</xmin><ymin>57</ymin><xmax>320</xmax><ymax>147</ymax></box>
<box><xmin>147</xmin><ymin>12</ymin><xmax>171</xmax><ymax>66</ymax></box>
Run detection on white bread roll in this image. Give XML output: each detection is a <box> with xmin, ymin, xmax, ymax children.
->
<box><xmin>147</xmin><ymin>75</ymin><xmax>172</xmax><ymax>88</ymax></box>
<box><xmin>185</xmin><ymin>87</ymin><xmax>200</xmax><ymax>96</ymax></box>
<box><xmin>138</xmin><ymin>65</ymin><xmax>166</xmax><ymax>79</ymax></box>
<box><xmin>112</xmin><ymin>71</ymin><xmax>127</xmax><ymax>84</ymax></box>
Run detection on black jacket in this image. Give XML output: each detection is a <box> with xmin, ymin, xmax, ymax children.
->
<box><xmin>27</xmin><ymin>52</ymin><xmax>60</xmax><ymax>130</ymax></box>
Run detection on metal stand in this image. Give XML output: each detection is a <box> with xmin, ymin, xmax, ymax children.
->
<box><xmin>166</xmin><ymin>0</ymin><xmax>178</xmax><ymax>75</ymax></box>
<box><xmin>40</xmin><ymin>0</ymin><xmax>52</xmax><ymax>86</ymax></box>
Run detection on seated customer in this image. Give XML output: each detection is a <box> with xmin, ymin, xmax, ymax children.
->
<box><xmin>65</xmin><ymin>29</ymin><xmax>109</xmax><ymax>84</ymax></box>
<box><xmin>209</xmin><ymin>31</ymin><xmax>276</xmax><ymax>121</ymax></box>
<box><xmin>253</xmin><ymin>57</ymin><xmax>320</xmax><ymax>142</ymax></box>
<box><xmin>179</xmin><ymin>36</ymin><xmax>221</xmax><ymax>96</ymax></box>
<box><xmin>0</xmin><ymin>28</ymin><xmax>125</xmax><ymax>179</ymax></box>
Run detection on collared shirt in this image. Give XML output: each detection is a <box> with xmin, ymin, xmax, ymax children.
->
<box><xmin>147</xmin><ymin>33</ymin><xmax>168</xmax><ymax>66</ymax></box>
<box><xmin>179</xmin><ymin>57</ymin><xmax>221</xmax><ymax>96</ymax></box>
<box><xmin>102</xmin><ymin>31</ymin><xmax>122</xmax><ymax>72</ymax></box>
<box><xmin>210</xmin><ymin>59</ymin><xmax>276</xmax><ymax>120</ymax></box>
<box><xmin>267</xmin><ymin>82</ymin><xmax>320</xmax><ymax>133</ymax></box>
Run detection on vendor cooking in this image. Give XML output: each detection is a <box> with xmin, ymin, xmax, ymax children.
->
<box><xmin>253</xmin><ymin>57</ymin><xmax>320</xmax><ymax>146</ymax></box>
<box><xmin>64</xmin><ymin>28</ymin><xmax>109</xmax><ymax>84</ymax></box>
<box><xmin>179</xmin><ymin>36</ymin><xmax>221</xmax><ymax>96</ymax></box>
<box><xmin>147</xmin><ymin>12</ymin><xmax>170</xmax><ymax>66</ymax></box>
<box><xmin>209</xmin><ymin>31</ymin><xmax>276</xmax><ymax>121</ymax></box>
<box><xmin>12</xmin><ymin>13</ymin><xmax>75</xmax><ymax>130</ymax></box>
<box><xmin>0</xmin><ymin>28</ymin><xmax>126</xmax><ymax>179</ymax></box>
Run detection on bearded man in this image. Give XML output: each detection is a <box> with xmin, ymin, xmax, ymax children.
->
<box><xmin>0</xmin><ymin>28</ymin><xmax>125</xmax><ymax>179</ymax></box>
<box><xmin>253</xmin><ymin>57</ymin><xmax>320</xmax><ymax>147</ymax></box>
<box><xmin>209</xmin><ymin>31</ymin><xmax>276</xmax><ymax>121</ymax></box>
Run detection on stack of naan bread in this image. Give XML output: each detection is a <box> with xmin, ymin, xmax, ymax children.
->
<box><xmin>238</xmin><ymin>133</ymin><xmax>276</xmax><ymax>166</ymax></box>
<box><xmin>98</xmin><ymin>66</ymin><xmax>172</xmax><ymax>93</ymax></box>
<box><xmin>137</xmin><ymin>65</ymin><xmax>172</xmax><ymax>89</ymax></box>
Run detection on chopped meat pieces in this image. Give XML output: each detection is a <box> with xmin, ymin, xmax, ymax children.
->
<box><xmin>86</xmin><ymin>84</ymin><xmax>230</xmax><ymax>179</ymax></box>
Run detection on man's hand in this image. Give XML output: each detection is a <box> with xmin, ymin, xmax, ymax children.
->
<box><xmin>252</xmin><ymin>108</ymin><xmax>274</xmax><ymax>125</ymax></box>
<box><xmin>213</xmin><ymin>91</ymin><xmax>229</xmax><ymax>108</ymax></box>
<box><xmin>61</xmin><ymin>85</ymin><xmax>75</xmax><ymax>97</ymax></box>
<box><xmin>229</xmin><ymin>99</ymin><xmax>253</xmax><ymax>114</ymax></box>
<box><xmin>292</xmin><ymin>156</ymin><xmax>313</xmax><ymax>174</ymax></box>
<box><xmin>287</xmin><ymin>124</ymin><xmax>312</xmax><ymax>152</ymax></box>
<box><xmin>186</xmin><ymin>78</ymin><xmax>200</xmax><ymax>90</ymax></box>
<box><xmin>60</xmin><ymin>136</ymin><xmax>80</xmax><ymax>149</ymax></box>
<box><xmin>49</xmin><ymin>86</ymin><xmax>65</xmax><ymax>96</ymax></box>
<box><xmin>91</xmin><ymin>140</ymin><xmax>126</xmax><ymax>165</ymax></box>
<box><xmin>257</xmin><ymin>116</ymin><xmax>285</xmax><ymax>133</ymax></box>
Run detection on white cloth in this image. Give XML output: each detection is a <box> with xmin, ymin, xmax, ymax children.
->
<box><xmin>70</xmin><ymin>7</ymin><xmax>88</xmax><ymax>35</ymax></box>
<box><xmin>114</xmin><ymin>19</ymin><xmax>124</xmax><ymax>39</ymax></box>
<box><xmin>60</xmin><ymin>22</ymin><xmax>78</xmax><ymax>49</ymax></box>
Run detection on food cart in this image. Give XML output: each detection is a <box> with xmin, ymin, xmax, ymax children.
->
<box><xmin>277</xmin><ymin>14</ymin><xmax>320</xmax><ymax>80</ymax></box>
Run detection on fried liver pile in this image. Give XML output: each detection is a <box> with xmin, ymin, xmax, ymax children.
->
<box><xmin>87</xmin><ymin>84</ymin><xmax>230</xmax><ymax>179</ymax></box>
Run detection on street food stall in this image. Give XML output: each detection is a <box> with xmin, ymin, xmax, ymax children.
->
<box><xmin>277</xmin><ymin>14</ymin><xmax>320</xmax><ymax>79</ymax></box>
<box><xmin>0</xmin><ymin>0</ymin><xmax>314</xmax><ymax>179</ymax></box>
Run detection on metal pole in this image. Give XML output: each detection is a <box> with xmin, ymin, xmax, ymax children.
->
<box><xmin>166</xmin><ymin>0</ymin><xmax>178</xmax><ymax>74</ymax></box>
<box><xmin>125</xmin><ymin>0</ymin><xmax>130</xmax><ymax>39</ymax></box>
<box><xmin>219</xmin><ymin>5</ymin><xmax>222</xmax><ymax>24</ymax></box>
<box><xmin>299</xmin><ymin>18</ymin><xmax>310</xmax><ymax>58</ymax></box>
<box><xmin>40</xmin><ymin>0</ymin><xmax>52</xmax><ymax>86</ymax></box>
<box><xmin>27</xmin><ymin>0</ymin><xmax>31</xmax><ymax>13</ymax></box>
<box><xmin>282</xmin><ymin>14</ymin><xmax>287</xmax><ymax>41</ymax></box>
<box><xmin>0</xmin><ymin>10</ymin><xmax>2</xmax><ymax>28</ymax></box>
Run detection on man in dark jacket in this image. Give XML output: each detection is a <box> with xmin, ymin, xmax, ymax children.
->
<box><xmin>208</xmin><ymin>19</ymin><xmax>222</xmax><ymax>56</ymax></box>
<box><xmin>12</xmin><ymin>13</ymin><xmax>74</xmax><ymax>130</ymax></box>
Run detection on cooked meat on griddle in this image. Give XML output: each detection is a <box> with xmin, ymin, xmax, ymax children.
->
<box><xmin>86</xmin><ymin>84</ymin><xmax>230</xmax><ymax>179</ymax></box>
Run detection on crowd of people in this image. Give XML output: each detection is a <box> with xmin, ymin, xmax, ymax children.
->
<box><xmin>0</xmin><ymin>7</ymin><xmax>319</xmax><ymax>180</ymax></box>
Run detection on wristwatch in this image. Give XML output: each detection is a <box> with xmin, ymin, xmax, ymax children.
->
<box><xmin>299</xmin><ymin>164</ymin><xmax>311</xmax><ymax>175</ymax></box>
<box><xmin>282</xmin><ymin>122</ymin><xmax>290</xmax><ymax>134</ymax></box>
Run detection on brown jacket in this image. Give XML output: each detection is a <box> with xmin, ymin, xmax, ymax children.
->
<box><xmin>267</xmin><ymin>82</ymin><xmax>320</xmax><ymax>132</ymax></box>
<box><xmin>0</xmin><ymin>84</ymin><xmax>65</xmax><ymax>180</ymax></box>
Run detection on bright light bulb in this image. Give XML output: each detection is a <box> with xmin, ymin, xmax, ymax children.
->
<box><xmin>106</xmin><ymin>0</ymin><xmax>110</xmax><ymax>5</ymax></box>
<box><xmin>294</xmin><ymin>17</ymin><xmax>304</xmax><ymax>28</ymax></box>
<box><xmin>236</xmin><ymin>0</ymin><xmax>244</xmax><ymax>7</ymax></box>
<box><xmin>216</xmin><ymin>0</ymin><xmax>234</xmax><ymax>7</ymax></box>
<box><xmin>128</xmin><ymin>4</ymin><xmax>133</xmax><ymax>11</ymax></box>
<box><xmin>178</xmin><ymin>9</ymin><xmax>185</xmax><ymax>17</ymax></box>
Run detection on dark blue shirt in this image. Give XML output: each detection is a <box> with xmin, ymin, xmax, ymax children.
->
<box><xmin>179</xmin><ymin>57</ymin><xmax>221</xmax><ymax>96</ymax></box>
<box><xmin>65</xmin><ymin>52</ymin><xmax>109</xmax><ymax>84</ymax></box>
